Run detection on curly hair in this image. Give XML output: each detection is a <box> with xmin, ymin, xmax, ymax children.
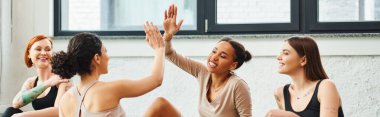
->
<box><xmin>51</xmin><ymin>32</ymin><xmax>102</xmax><ymax>79</ymax></box>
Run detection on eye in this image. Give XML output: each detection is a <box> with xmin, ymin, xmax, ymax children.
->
<box><xmin>220</xmin><ymin>54</ymin><xmax>227</xmax><ymax>58</ymax></box>
<box><xmin>45</xmin><ymin>48</ymin><xmax>51</xmax><ymax>51</ymax></box>
<box><xmin>212</xmin><ymin>50</ymin><xmax>216</xmax><ymax>54</ymax></box>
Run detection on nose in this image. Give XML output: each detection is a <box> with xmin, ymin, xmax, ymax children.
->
<box><xmin>41</xmin><ymin>50</ymin><xmax>47</xmax><ymax>55</ymax></box>
<box><xmin>211</xmin><ymin>53</ymin><xmax>218</xmax><ymax>61</ymax></box>
<box><xmin>276</xmin><ymin>54</ymin><xmax>281</xmax><ymax>61</ymax></box>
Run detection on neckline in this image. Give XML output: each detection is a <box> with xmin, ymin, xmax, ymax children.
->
<box><xmin>287</xmin><ymin>80</ymin><xmax>322</xmax><ymax>113</ymax></box>
<box><xmin>205</xmin><ymin>74</ymin><xmax>233</xmax><ymax>104</ymax></box>
<box><xmin>33</xmin><ymin>76</ymin><xmax>56</xmax><ymax>100</ymax></box>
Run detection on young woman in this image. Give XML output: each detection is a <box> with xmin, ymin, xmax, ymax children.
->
<box><xmin>2</xmin><ymin>35</ymin><xmax>69</xmax><ymax>117</ymax></box>
<box><xmin>144</xmin><ymin>4</ymin><xmax>253</xmax><ymax>117</ymax></box>
<box><xmin>265</xmin><ymin>36</ymin><xmax>344</xmax><ymax>117</ymax></box>
<box><xmin>52</xmin><ymin>22</ymin><xmax>165</xmax><ymax>117</ymax></box>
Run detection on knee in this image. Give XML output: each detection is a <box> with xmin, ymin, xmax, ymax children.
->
<box><xmin>152</xmin><ymin>97</ymin><xmax>170</xmax><ymax>109</ymax></box>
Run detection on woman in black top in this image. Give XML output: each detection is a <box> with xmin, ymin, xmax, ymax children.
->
<box><xmin>266</xmin><ymin>36</ymin><xmax>344</xmax><ymax>117</ymax></box>
<box><xmin>2</xmin><ymin>35</ymin><xmax>69</xmax><ymax>117</ymax></box>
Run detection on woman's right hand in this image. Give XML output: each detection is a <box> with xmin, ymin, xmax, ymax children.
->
<box><xmin>44</xmin><ymin>75</ymin><xmax>69</xmax><ymax>87</ymax></box>
<box><xmin>144</xmin><ymin>21</ymin><xmax>164</xmax><ymax>50</ymax></box>
<box><xmin>163</xmin><ymin>4</ymin><xmax>183</xmax><ymax>42</ymax></box>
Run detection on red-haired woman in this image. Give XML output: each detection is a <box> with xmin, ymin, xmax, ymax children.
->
<box><xmin>2</xmin><ymin>35</ymin><xmax>69</xmax><ymax>117</ymax></box>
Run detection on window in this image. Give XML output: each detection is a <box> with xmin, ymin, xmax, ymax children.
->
<box><xmin>54</xmin><ymin>0</ymin><xmax>380</xmax><ymax>36</ymax></box>
<box><xmin>308</xmin><ymin>0</ymin><xmax>380</xmax><ymax>32</ymax></box>
<box><xmin>55</xmin><ymin>0</ymin><xmax>199</xmax><ymax>35</ymax></box>
<box><xmin>205</xmin><ymin>0</ymin><xmax>299</xmax><ymax>33</ymax></box>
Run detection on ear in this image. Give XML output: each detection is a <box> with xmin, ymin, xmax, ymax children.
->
<box><xmin>300</xmin><ymin>56</ymin><xmax>307</xmax><ymax>67</ymax></box>
<box><xmin>229</xmin><ymin>61</ymin><xmax>238</xmax><ymax>70</ymax></box>
<box><xmin>93</xmin><ymin>54</ymin><xmax>101</xmax><ymax>65</ymax></box>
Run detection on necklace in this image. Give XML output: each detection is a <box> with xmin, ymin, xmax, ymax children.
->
<box><xmin>296</xmin><ymin>90</ymin><xmax>311</xmax><ymax>100</ymax></box>
<box><xmin>291</xmin><ymin>85</ymin><xmax>314</xmax><ymax>100</ymax></box>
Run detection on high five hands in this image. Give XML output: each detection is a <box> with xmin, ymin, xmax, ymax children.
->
<box><xmin>163</xmin><ymin>4</ymin><xmax>184</xmax><ymax>41</ymax></box>
<box><xmin>144</xmin><ymin>21</ymin><xmax>164</xmax><ymax>49</ymax></box>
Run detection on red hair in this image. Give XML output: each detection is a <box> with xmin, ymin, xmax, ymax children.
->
<box><xmin>24</xmin><ymin>35</ymin><xmax>53</xmax><ymax>68</ymax></box>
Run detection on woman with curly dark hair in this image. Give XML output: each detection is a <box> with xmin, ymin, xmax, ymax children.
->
<box><xmin>52</xmin><ymin>22</ymin><xmax>165</xmax><ymax>117</ymax></box>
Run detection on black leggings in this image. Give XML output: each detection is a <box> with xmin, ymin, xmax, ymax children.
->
<box><xmin>2</xmin><ymin>107</ymin><xmax>23</xmax><ymax>117</ymax></box>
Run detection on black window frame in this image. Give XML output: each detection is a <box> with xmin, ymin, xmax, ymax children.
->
<box><xmin>54</xmin><ymin>0</ymin><xmax>380</xmax><ymax>36</ymax></box>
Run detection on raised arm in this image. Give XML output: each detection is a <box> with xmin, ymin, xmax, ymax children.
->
<box><xmin>163</xmin><ymin>4</ymin><xmax>207</xmax><ymax>78</ymax></box>
<box><xmin>12</xmin><ymin>76</ymin><xmax>68</xmax><ymax>108</ymax></box>
<box><xmin>111</xmin><ymin>22</ymin><xmax>165</xmax><ymax>98</ymax></box>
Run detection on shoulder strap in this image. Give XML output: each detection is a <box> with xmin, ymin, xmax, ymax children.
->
<box><xmin>75</xmin><ymin>80</ymin><xmax>98</xmax><ymax>117</ymax></box>
<box><xmin>283</xmin><ymin>84</ymin><xmax>292</xmax><ymax>111</ymax></box>
<box><xmin>33</xmin><ymin>76</ymin><xmax>39</xmax><ymax>87</ymax></box>
<box><xmin>313</xmin><ymin>79</ymin><xmax>325</xmax><ymax>102</ymax></box>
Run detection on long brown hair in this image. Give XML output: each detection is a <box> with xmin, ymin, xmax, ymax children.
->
<box><xmin>286</xmin><ymin>36</ymin><xmax>328</xmax><ymax>81</ymax></box>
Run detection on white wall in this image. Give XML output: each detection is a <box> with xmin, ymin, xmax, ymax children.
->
<box><xmin>0</xmin><ymin>0</ymin><xmax>54</xmax><ymax>111</ymax></box>
<box><xmin>1</xmin><ymin>0</ymin><xmax>380</xmax><ymax>116</ymax></box>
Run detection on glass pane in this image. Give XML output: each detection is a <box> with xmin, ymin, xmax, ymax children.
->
<box><xmin>61</xmin><ymin>0</ymin><xmax>197</xmax><ymax>31</ymax></box>
<box><xmin>319</xmin><ymin>0</ymin><xmax>380</xmax><ymax>22</ymax></box>
<box><xmin>217</xmin><ymin>0</ymin><xmax>291</xmax><ymax>24</ymax></box>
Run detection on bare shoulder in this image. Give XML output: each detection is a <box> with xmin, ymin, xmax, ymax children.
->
<box><xmin>60</xmin><ymin>88</ymin><xmax>76</xmax><ymax>116</ymax></box>
<box><xmin>274</xmin><ymin>86</ymin><xmax>284</xmax><ymax>99</ymax></box>
<box><xmin>22</xmin><ymin>76</ymin><xmax>38</xmax><ymax>89</ymax></box>
<box><xmin>318</xmin><ymin>79</ymin><xmax>340</xmax><ymax>102</ymax></box>
<box><xmin>318</xmin><ymin>79</ymin><xmax>338</xmax><ymax>93</ymax></box>
<box><xmin>26</xmin><ymin>76</ymin><xmax>37</xmax><ymax>84</ymax></box>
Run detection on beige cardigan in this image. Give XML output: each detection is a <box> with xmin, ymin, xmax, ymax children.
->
<box><xmin>166</xmin><ymin>48</ymin><xmax>252</xmax><ymax>117</ymax></box>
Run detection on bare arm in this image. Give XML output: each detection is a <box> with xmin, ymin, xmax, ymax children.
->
<box><xmin>274</xmin><ymin>86</ymin><xmax>284</xmax><ymax>110</ymax></box>
<box><xmin>111</xmin><ymin>22</ymin><xmax>165</xmax><ymax>98</ymax></box>
<box><xmin>12</xmin><ymin>78</ymin><xmax>35</xmax><ymax>108</ymax></box>
<box><xmin>265</xmin><ymin>86</ymin><xmax>299</xmax><ymax>117</ymax></box>
<box><xmin>54</xmin><ymin>82</ymin><xmax>71</xmax><ymax>107</ymax></box>
<box><xmin>12</xmin><ymin>76</ymin><xmax>68</xmax><ymax>108</ymax></box>
<box><xmin>319</xmin><ymin>79</ymin><xmax>341</xmax><ymax>117</ymax></box>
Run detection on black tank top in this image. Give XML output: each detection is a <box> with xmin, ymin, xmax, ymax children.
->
<box><xmin>31</xmin><ymin>77</ymin><xmax>58</xmax><ymax>110</ymax></box>
<box><xmin>284</xmin><ymin>79</ymin><xmax>344</xmax><ymax>117</ymax></box>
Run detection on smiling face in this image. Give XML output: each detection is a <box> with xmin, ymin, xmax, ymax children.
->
<box><xmin>277</xmin><ymin>41</ymin><xmax>306</xmax><ymax>75</ymax></box>
<box><xmin>28</xmin><ymin>38</ymin><xmax>53</xmax><ymax>69</ymax></box>
<box><xmin>206</xmin><ymin>41</ymin><xmax>238</xmax><ymax>74</ymax></box>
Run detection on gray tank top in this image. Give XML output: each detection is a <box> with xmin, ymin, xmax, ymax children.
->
<box><xmin>73</xmin><ymin>81</ymin><xmax>126</xmax><ymax>117</ymax></box>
